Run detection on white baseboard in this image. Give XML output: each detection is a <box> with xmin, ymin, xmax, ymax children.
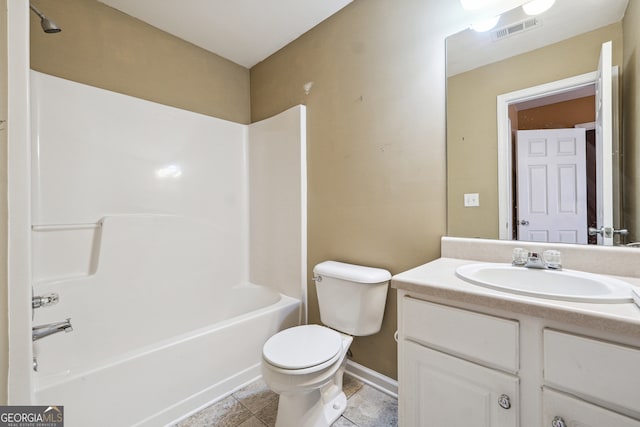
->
<box><xmin>345</xmin><ymin>360</ymin><xmax>398</xmax><ymax>399</ymax></box>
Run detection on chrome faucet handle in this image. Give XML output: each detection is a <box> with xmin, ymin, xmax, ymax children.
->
<box><xmin>512</xmin><ymin>248</ymin><xmax>528</xmax><ymax>266</ymax></box>
<box><xmin>542</xmin><ymin>250</ymin><xmax>562</xmax><ymax>269</ymax></box>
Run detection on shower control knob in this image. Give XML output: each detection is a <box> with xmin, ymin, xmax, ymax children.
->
<box><xmin>552</xmin><ymin>416</ymin><xmax>567</xmax><ymax>427</ymax></box>
<box><xmin>32</xmin><ymin>293</ymin><xmax>59</xmax><ymax>309</ymax></box>
<box><xmin>498</xmin><ymin>394</ymin><xmax>511</xmax><ymax>409</ymax></box>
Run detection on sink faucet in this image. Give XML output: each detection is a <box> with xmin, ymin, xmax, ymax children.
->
<box><xmin>524</xmin><ymin>252</ymin><xmax>546</xmax><ymax>269</ymax></box>
<box><xmin>32</xmin><ymin>318</ymin><xmax>73</xmax><ymax>341</ymax></box>
<box><xmin>523</xmin><ymin>250</ymin><xmax>562</xmax><ymax>270</ymax></box>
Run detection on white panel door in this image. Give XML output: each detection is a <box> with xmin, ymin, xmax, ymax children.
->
<box><xmin>596</xmin><ymin>40</ymin><xmax>614</xmax><ymax>245</ymax></box>
<box><xmin>516</xmin><ymin>128</ymin><xmax>587</xmax><ymax>244</ymax></box>
<box><xmin>401</xmin><ymin>340</ymin><xmax>518</xmax><ymax>427</ymax></box>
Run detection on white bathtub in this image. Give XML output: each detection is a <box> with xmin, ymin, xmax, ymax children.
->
<box><xmin>33</xmin><ymin>283</ymin><xmax>300</xmax><ymax>426</ymax></box>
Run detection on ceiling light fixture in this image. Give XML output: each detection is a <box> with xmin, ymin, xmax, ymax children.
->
<box><xmin>522</xmin><ymin>0</ymin><xmax>555</xmax><ymax>15</ymax></box>
<box><xmin>460</xmin><ymin>0</ymin><xmax>495</xmax><ymax>10</ymax></box>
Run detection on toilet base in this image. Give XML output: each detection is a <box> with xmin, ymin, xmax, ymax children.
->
<box><xmin>275</xmin><ymin>388</ymin><xmax>347</xmax><ymax>427</ymax></box>
<box><xmin>263</xmin><ymin>330</ymin><xmax>354</xmax><ymax>427</ymax></box>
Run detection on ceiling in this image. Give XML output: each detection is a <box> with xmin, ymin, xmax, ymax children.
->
<box><xmin>447</xmin><ymin>0</ymin><xmax>629</xmax><ymax>76</ymax></box>
<box><xmin>98</xmin><ymin>0</ymin><xmax>353</xmax><ymax>68</ymax></box>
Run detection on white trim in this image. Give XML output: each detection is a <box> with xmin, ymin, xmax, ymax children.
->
<box><xmin>575</xmin><ymin>121</ymin><xmax>596</xmax><ymax>131</ymax></box>
<box><xmin>497</xmin><ymin>71</ymin><xmax>598</xmax><ymax>240</ymax></box>
<box><xmin>345</xmin><ymin>359</ymin><xmax>398</xmax><ymax>399</ymax></box>
<box><xmin>7</xmin><ymin>0</ymin><xmax>33</xmax><ymax>403</ymax></box>
<box><xmin>299</xmin><ymin>105</ymin><xmax>308</xmax><ymax>325</ymax></box>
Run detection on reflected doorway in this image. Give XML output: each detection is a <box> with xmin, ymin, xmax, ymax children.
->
<box><xmin>510</xmin><ymin>88</ymin><xmax>597</xmax><ymax>244</ymax></box>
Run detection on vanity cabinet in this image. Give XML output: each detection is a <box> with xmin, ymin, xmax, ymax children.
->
<box><xmin>400</xmin><ymin>296</ymin><xmax>520</xmax><ymax>427</ymax></box>
<box><xmin>398</xmin><ymin>293</ymin><xmax>640</xmax><ymax>427</ymax></box>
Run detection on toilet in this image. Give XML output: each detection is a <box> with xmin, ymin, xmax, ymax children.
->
<box><xmin>261</xmin><ymin>261</ymin><xmax>391</xmax><ymax>427</ymax></box>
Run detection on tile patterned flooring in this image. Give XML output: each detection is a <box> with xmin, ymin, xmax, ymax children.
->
<box><xmin>174</xmin><ymin>374</ymin><xmax>398</xmax><ymax>427</ymax></box>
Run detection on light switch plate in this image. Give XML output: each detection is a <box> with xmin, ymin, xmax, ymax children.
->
<box><xmin>464</xmin><ymin>193</ymin><xmax>480</xmax><ymax>207</ymax></box>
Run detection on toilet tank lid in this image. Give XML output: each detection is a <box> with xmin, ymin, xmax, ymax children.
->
<box><xmin>313</xmin><ymin>261</ymin><xmax>391</xmax><ymax>284</ymax></box>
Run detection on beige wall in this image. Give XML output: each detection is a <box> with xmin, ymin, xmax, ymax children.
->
<box><xmin>0</xmin><ymin>0</ymin><xmax>7</xmax><ymax>406</ymax></box>
<box><xmin>251</xmin><ymin>0</ymin><xmax>450</xmax><ymax>379</ymax></box>
<box><xmin>447</xmin><ymin>23</ymin><xmax>623</xmax><ymax>239</ymax></box>
<box><xmin>30</xmin><ymin>0</ymin><xmax>250</xmax><ymax>124</ymax></box>
<box><xmin>623</xmin><ymin>0</ymin><xmax>640</xmax><ymax>242</ymax></box>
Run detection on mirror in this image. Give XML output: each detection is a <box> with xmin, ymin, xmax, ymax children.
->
<box><xmin>446</xmin><ymin>0</ymin><xmax>638</xmax><ymax>246</ymax></box>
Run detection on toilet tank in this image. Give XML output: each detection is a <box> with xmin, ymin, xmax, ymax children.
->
<box><xmin>313</xmin><ymin>261</ymin><xmax>391</xmax><ymax>336</ymax></box>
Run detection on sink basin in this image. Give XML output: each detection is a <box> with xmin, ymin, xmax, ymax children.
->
<box><xmin>455</xmin><ymin>263</ymin><xmax>634</xmax><ymax>303</ymax></box>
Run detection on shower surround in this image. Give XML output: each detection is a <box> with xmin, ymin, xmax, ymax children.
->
<box><xmin>29</xmin><ymin>71</ymin><xmax>306</xmax><ymax>426</ymax></box>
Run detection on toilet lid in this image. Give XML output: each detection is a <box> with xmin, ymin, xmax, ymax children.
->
<box><xmin>263</xmin><ymin>325</ymin><xmax>342</xmax><ymax>369</ymax></box>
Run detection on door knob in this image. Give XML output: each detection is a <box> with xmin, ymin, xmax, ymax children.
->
<box><xmin>498</xmin><ymin>394</ymin><xmax>511</xmax><ymax>409</ymax></box>
<box><xmin>589</xmin><ymin>226</ymin><xmax>629</xmax><ymax>237</ymax></box>
<box><xmin>519</xmin><ymin>220</ymin><xmax>529</xmax><ymax>226</ymax></box>
<box><xmin>551</xmin><ymin>416</ymin><xmax>566</xmax><ymax>427</ymax></box>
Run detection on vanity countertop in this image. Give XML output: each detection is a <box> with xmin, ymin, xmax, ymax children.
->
<box><xmin>392</xmin><ymin>256</ymin><xmax>640</xmax><ymax>337</ymax></box>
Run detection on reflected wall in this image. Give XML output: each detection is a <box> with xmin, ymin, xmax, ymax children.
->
<box><xmin>447</xmin><ymin>23</ymin><xmax>623</xmax><ymax>239</ymax></box>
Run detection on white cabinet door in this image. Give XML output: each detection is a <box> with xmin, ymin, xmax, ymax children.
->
<box><xmin>401</xmin><ymin>340</ymin><xmax>518</xmax><ymax>427</ymax></box>
<box><xmin>543</xmin><ymin>388</ymin><xmax>640</xmax><ymax>427</ymax></box>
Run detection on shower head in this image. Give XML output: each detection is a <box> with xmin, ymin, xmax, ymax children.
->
<box><xmin>29</xmin><ymin>4</ymin><xmax>62</xmax><ymax>34</ymax></box>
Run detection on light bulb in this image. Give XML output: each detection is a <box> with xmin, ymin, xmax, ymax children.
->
<box><xmin>522</xmin><ymin>0</ymin><xmax>555</xmax><ymax>15</ymax></box>
<box><xmin>471</xmin><ymin>15</ymin><xmax>501</xmax><ymax>32</ymax></box>
<box><xmin>460</xmin><ymin>0</ymin><xmax>494</xmax><ymax>10</ymax></box>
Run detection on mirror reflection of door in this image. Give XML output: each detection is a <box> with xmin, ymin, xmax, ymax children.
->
<box><xmin>516</xmin><ymin>128</ymin><xmax>588</xmax><ymax>244</ymax></box>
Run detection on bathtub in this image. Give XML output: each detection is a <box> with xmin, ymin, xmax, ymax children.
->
<box><xmin>33</xmin><ymin>282</ymin><xmax>300</xmax><ymax>426</ymax></box>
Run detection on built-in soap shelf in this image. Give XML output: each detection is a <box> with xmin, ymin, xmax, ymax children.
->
<box><xmin>32</xmin><ymin>220</ymin><xmax>103</xmax><ymax>232</ymax></box>
<box><xmin>32</xmin><ymin>219</ymin><xmax>105</xmax><ymax>285</ymax></box>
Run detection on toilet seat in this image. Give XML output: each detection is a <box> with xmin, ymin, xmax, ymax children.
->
<box><xmin>263</xmin><ymin>325</ymin><xmax>342</xmax><ymax>370</ymax></box>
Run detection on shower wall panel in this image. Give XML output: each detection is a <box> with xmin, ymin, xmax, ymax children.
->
<box><xmin>248</xmin><ymin>106</ymin><xmax>307</xmax><ymax>302</ymax></box>
<box><xmin>30</xmin><ymin>71</ymin><xmax>248</xmax><ymax>286</ymax></box>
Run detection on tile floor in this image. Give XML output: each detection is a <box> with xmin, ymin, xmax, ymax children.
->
<box><xmin>174</xmin><ymin>374</ymin><xmax>398</xmax><ymax>427</ymax></box>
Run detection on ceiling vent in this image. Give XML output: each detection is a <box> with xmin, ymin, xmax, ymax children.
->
<box><xmin>491</xmin><ymin>18</ymin><xmax>540</xmax><ymax>41</ymax></box>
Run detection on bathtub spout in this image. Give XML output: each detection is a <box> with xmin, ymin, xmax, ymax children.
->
<box><xmin>33</xmin><ymin>318</ymin><xmax>73</xmax><ymax>341</ymax></box>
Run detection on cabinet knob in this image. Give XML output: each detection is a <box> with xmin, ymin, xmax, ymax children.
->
<box><xmin>498</xmin><ymin>394</ymin><xmax>511</xmax><ymax>409</ymax></box>
<box><xmin>552</xmin><ymin>416</ymin><xmax>567</xmax><ymax>427</ymax></box>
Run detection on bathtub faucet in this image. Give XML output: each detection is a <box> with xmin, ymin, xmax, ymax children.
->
<box><xmin>32</xmin><ymin>318</ymin><xmax>73</xmax><ymax>341</ymax></box>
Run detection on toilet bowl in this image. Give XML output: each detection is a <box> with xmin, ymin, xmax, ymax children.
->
<box><xmin>261</xmin><ymin>261</ymin><xmax>391</xmax><ymax>427</ymax></box>
<box><xmin>262</xmin><ymin>324</ymin><xmax>353</xmax><ymax>427</ymax></box>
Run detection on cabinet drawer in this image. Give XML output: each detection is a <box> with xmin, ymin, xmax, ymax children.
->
<box><xmin>543</xmin><ymin>387</ymin><xmax>640</xmax><ymax>427</ymax></box>
<box><xmin>544</xmin><ymin>329</ymin><xmax>640</xmax><ymax>416</ymax></box>
<box><xmin>402</xmin><ymin>297</ymin><xmax>519</xmax><ymax>372</ymax></box>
